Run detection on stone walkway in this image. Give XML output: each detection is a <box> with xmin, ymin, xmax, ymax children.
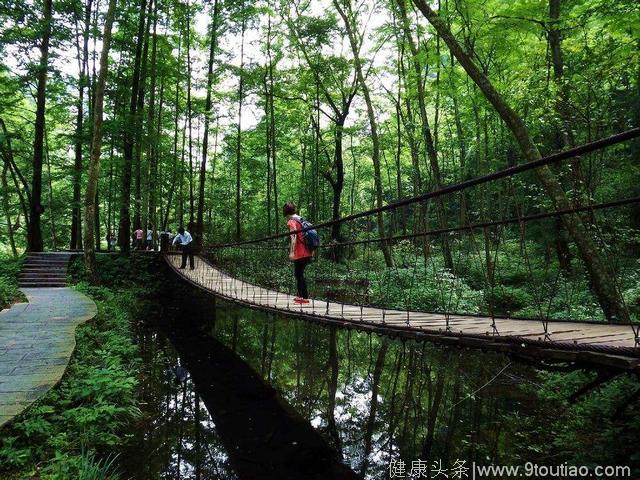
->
<box><xmin>0</xmin><ymin>288</ymin><xmax>97</xmax><ymax>428</ymax></box>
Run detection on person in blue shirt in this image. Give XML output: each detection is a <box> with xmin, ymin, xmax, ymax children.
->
<box><xmin>172</xmin><ymin>227</ymin><xmax>195</xmax><ymax>269</ymax></box>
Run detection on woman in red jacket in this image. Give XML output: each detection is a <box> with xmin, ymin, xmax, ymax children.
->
<box><xmin>284</xmin><ymin>201</ymin><xmax>313</xmax><ymax>304</ymax></box>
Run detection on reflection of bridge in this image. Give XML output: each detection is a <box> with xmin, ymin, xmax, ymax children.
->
<box><xmin>165</xmin><ymin>254</ymin><xmax>639</xmax><ymax>372</ymax></box>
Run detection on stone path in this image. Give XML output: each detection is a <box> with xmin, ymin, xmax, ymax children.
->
<box><xmin>0</xmin><ymin>288</ymin><xmax>97</xmax><ymax>428</ymax></box>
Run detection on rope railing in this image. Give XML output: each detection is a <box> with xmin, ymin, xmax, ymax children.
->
<box><xmin>205</xmin><ymin>196</ymin><xmax>640</xmax><ymax>251</ymax></box>
<box><xmin>205</xmin><ymin>127</ymin><xmax>640</xmax><ymax>249</ymax></box>
<box><xmin>198</xmin><ymin>127</ymin><xmax>639</xmax><ymax>344</ymax></box>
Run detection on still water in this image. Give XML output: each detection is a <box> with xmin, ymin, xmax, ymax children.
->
<box><xmin>122</xmin><ymin>277</ymin><xmax>639</xmax><ymax>479</ymax></box>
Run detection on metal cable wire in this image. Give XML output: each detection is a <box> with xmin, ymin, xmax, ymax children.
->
<box><xmin>205</xmin><ymin>128</ymin><xmax>640</xmax><ymax>249</ymax></box>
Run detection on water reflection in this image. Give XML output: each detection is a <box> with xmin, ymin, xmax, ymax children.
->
<box><xmin>124</xmin><ymin>277</ymin><xmax>639</xmax><ymax>479</ymax></box>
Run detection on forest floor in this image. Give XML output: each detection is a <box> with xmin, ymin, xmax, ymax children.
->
<box><xmin>0</xmin><ymin>254</ymin><xmax>159</xmax><ymax>479</ymax></box>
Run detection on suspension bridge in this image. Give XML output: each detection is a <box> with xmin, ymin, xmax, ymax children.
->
<box><xmin>166</xmin><ymin>128</ymin><xmax>640</xmax><ymax>372</ymax></box>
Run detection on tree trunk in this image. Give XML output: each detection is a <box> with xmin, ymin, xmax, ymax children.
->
<box><xmin>0</xmin><ymin>118</ymin><xmax>31</xmax><ymax>229</ymax></box>
<box><xmin>163</xmin><ymin>29</ymin><xmax>182</xmax><ymax>230</ymax></box>
<box><xmin>235</xmin><ymin>6</ymin><xmax>246</xmax><ymax>241</ymax></box>
<box><xmin>549</xmin><ymin>0</ymin><xmax>575</xmax><ymax>272</ymax></box>
<box><xmin>134</xmin><ymin>0</ymin><xmax>153</xmax><ymax>232</ymax></box>
<box><xmin>185</xmin><ymin>0</ymin><xmax>195</xmax><ymax>225</ymax></box>
<box><xmin>71</xmin><ymin>0</ymin><xmax>92</xmax><ymax>250</ymax></box>
<box><xmin>1</xmin><ymin>164</ymin><xmax>18</xmax><ymax>257</ymax></box>
<box><xmin>44</xmin><ymin>130</ymin><xmax>57</xmax><ymax>249</ymax></box>
<box><xmin>412</xmin><ymin>0</ymin><xmax>630</xmax><ymax>323</ymax></box>
<box><xmin>118</xmin><ymin>0</ymin><xmax>147</xmax><ymax>252</ymax></box>
<box><xmin>143</xmin><ymin>0</ymin><xmax>158</xmax><ymax>245</ymax></box>
<box><xmin>397</xmin><ymin>0</ymin><xmax>454</xmax><ymax>271</ymax></box>
<box><xmin>336</xmin><ymin>0</ymin><xmax>394</xmax><ymax>267</ymax></box>
<box><xmin>197</xmin><ymin>0</ymin><xmax>221</xmax><ymax>243</ymax></box>
<box><xmin>28</xmin><ymin>0</ymin><xmax>53</xmax><ymax>252</ymax></box>
<box><xmin>84</xmin><ymin>0</ymin><xmax>117</xmax><ymax>282</ymax></box>
<box><xmin>268</xmin><ymin>13</ymin><xmax>279</xmax><ymax>231</ymax></box>
<box><xmin>331</xmin><ymin>115</ymin><xmax>346</xmax><ymax>244</ymax></box>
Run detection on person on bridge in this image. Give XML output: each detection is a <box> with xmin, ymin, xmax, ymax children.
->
<box><xmin>284</xmin><ymin>201</ymin><xmax>313</xmax><ymax>305</ymax></box>
<box><xmin>173</xmin><ymin>227</ymin><xmax>195</xmax><ymax>270</ymax></box>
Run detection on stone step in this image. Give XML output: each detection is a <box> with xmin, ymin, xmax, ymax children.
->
<box><xmin>19</xmin><ymin>282</ymin><xmax>67</xmax><ymax>288</ymax></box>
<box><xmin>21</xmin><ymin>266</ymin><xmax>67</xmax><ymax>271</ymax></box>
<box><xmin>19</xmin><ymin>274</ymin><xmax>67</xmax><ymax>280</ymax></box>
<box><xmin>24</xmin><ymin>257</ymin><xmax>70</xmax><ymax>261</ymax></box>
<box><xmin>22</xmin><ymin>262</ymin><xmax>70</xmax><ymax>267</ymax></box>
<box><xmin>24</xmin><ymin>258</ymin><xmax>72</xmax><ymax>262</ymax></box>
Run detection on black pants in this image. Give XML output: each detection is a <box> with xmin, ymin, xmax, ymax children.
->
<box><xmin>294</xmin><ymin>257</ymin><xmax>311</xmax><ymax>298</ymax></box>
<box><xmin>181</xmin><ymin>244</ymin><xmax>195</xmax><ymax>269</ymax></box>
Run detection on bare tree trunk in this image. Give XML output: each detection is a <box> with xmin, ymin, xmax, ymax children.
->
<box><xmin>549</xmin><ymin>0</ymin><xmax>574</xmax><ymax>273</ymax></box>
<box><xmin>28</xmin><ymin>0</ymin><xmax>53</xmax><ymax>252</ymax></box>
<box><xmin>44</xmin><ymin>129</ymin><xmax>57</xmax><ymax>249</ymax></box>
<box><xmin>185</xmin><ymin>0</ymin><xmax>194</xmax><ymax>225</ymax></box>
<box><xmin>163</xmin><ymin>29</ymin><xmax>182</xmax><ymax>230</ymax></box>
<box><xmin>143</xmin><ymin>0</ymin><xmax>158</xmax><ymax>245</ymax></box>
<box><xmin>0</xmin><ymin>118</ymin><xmax>31</xmax><ymax>229</ymax></box>
<box><xmin>84</xmin><ymin>0</ymin><xmax>118</xmax><ymax>282</ymax></box>
<box><xmin>71</xmin><ymin>0</ymin><xmax>92</xmax><ymax>250</ymax></box>
<box><xmin>412</xmin><ymin>0</ymin><xmax>630</xmax><ymax>322</ymax></box>
<box><xmin>267</xmin><ymin>9</ymin><xmax>279</xmax><ymax>231</ymax></box>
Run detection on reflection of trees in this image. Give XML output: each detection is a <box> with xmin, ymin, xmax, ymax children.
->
<box><xmin>127</xmin><ymin>285</ymin><xmax>639</xmax><ymax>479</ymax></box>
<box><xmin>216</xmin><ymin>307</ymin><xmax>525</xmax><ymax>478</ymax></box>
<box><xmin>327</xmin><ymin>326</ymin><xmax>343</xmax><ymax>456</ymax></box>
<box><xmin>123</xmin><ymin>326</ymin><xmax>236</xmax><ymax>479</ymax></box>
<box><xmin>360</xmin><ymin>339</ymin><xmax>388</xmax><ymax>477</ymax></box>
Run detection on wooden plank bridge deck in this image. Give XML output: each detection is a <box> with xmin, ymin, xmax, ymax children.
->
<box><xmin>165</xmin><ymin>254</ymin><xmax>640</xmax><ymax>371</ymax></box>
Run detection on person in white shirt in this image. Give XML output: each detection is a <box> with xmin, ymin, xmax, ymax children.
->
<box><xmin>145</xmin><ymin>225</ymin><xmax>153</xmax><ymax>250</ymax></box>
<box><xmin>172</xmin><ymin>227</ymin><xmax>195</xmax><ymax>269</ymax></box>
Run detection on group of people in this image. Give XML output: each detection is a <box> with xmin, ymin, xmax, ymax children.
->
<box><xmin>132</xmin><ymin>226</ymin><xmax>155</xmax><ymax>251</ymax></box>
<box><xmin>128</xmin><ymin>225</ymin><xmax>196</xmax><ymax>269</ymax></box>
<box><xmin>103</xmin><ymin>201</ymin><xmax>315</xmax><ymax>301</ymax></box>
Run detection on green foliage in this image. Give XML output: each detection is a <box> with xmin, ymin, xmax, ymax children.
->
<box><xmin>0</xmin><ymin>253</ymin><xmax>24</xmax><ymax>309</ymax></box>
<box><xmin>48</xmin><ymin>450</ymin><xmax>121</xmax><ymax>480</ymax></box>
<box><xmin>0</xmin><ymin>255</ymin><xmax>157</xmax><ymax>479</ymax></box>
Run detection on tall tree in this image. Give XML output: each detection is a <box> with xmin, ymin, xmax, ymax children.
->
<box><xmin>335</xmin><ymin>0</ymin><xmax>394</xmax><ymax>267</ymax></box>
<box><xmin>84</xmin><ymin>0</ymin><xmax>118</xmax><ymax>281</ymax></box>
<box><xmin>70</xmin><ymin>0</ymin><xmax>93</xmax><ymax>250</ymax></box>
<box><xmin>411</xmin><ymin>0</ymin><xmax>630</xmax><ymax>323</ymax></box>
<box><xmin>196</xmin><ymin>0</ymin><xmax>221</xmax><ymax>243</ymax></box>
<box><xmin>397</xmin><ymin>0</ymin><xmax>454</xmax><ymax>271</ymax></box>
<box><xmin>27</xmin><ymin>0</ymin><xmax>53</xmax><ymax>252</ymax></box>
<box><xmin>118</xmin><ymin>0</ymin><xmax>148</xmax><ymax>252</ymax></box>
<box><xmin>235</xmin><ymin>1</ymin><xmax>246</xmax><ymax>240</ymax></box>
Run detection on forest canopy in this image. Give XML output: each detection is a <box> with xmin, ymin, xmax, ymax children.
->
<box><xmin>0</xmin><ymin>0</ymin><xmax>638</xmax><ymax>320</ymax></box>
